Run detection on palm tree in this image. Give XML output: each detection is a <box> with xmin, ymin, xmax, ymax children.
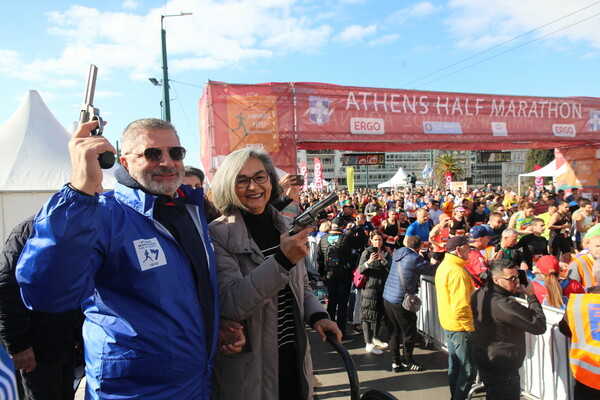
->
<box><xmin>433</xmin><ymin>153</ymin><xmax>464</xmax><ymax>186</ymax></box>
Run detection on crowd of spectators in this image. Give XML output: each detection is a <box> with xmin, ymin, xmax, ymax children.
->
<box><xmin>299</xmin><ymin>182</ymin><xmax>600</xmax><ymax>399</ymax></box>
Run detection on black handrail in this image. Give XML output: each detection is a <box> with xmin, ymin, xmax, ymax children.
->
<box><xmin>324</xmin><ymin>331</ymin><xmax>398</xmax><ymax>400</ymax></box>
<box><xmin>325</xmin><ymin>331</ymin><xmax>360</xmax><ymax>400</ymax></box>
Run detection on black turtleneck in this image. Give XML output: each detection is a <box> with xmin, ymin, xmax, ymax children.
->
<box><xmin>241</xmin><ymin>209</ymin><xmax>299</xmax><ymax>396</ymax></box>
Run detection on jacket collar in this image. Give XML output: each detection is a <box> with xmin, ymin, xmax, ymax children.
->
<box><xmin>488</xmin><ymin>281</ymin><xmax>515</xmax><ymax>297</ymax></box>
<box><xmin>444</xmin><ymin>252</ymin><xmax>468</xmax><ymax>267</ymax></box>
<box><xmin>221</xmin><ymin>205</ymin><xmax>288</xmax><ymax>254</ymax></box>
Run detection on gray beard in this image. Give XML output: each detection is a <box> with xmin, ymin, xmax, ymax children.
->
<box><xmin>135</xmin><ymin>167</ymin><xmax>183</xmax><ymax>196</ymax></box>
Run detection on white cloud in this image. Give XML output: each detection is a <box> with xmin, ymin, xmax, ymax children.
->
<box><xmin>411</xmin><ymin>2</ymin><xmax>438</xmax><ymax>17</ymax></box>
<box><xmin>368</xmin><ymin>34</ymin><xmax>400</xmax><ymax>46</ymax></box>
<box><xmin>4</xmin><ymin>0</ymin><xmax>336</xmax><ymax>84</ymax></box>
<box><xmin>445</xmin><ymin>0</ymin><xmax>600</xmax><ymax>50</ymax></box>
<box><xmin>334</xmin><ymin>24</ymin><xmax>377</xmax><ymax>43</ymax></box>
<box><xmin>122</xmin><ymin>1</ymin><xmax>139</xmax><ymax>10</ymax></box>
<box><xmin>389</xmin><ymin>2</ymin><xmax>442</xmax><ymax>24</ymax></box>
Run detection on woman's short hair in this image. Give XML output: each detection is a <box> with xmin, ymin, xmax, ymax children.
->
<box><xmin>210</xmin><ymin>148</ymin><xmax>283</xmax><ymax>215</ymax></box>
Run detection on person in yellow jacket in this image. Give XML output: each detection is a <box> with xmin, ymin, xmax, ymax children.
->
<box><xmin>559</xmin><ymin>261</ymin><xmax>600</xmax><ymax>399</ymax></box>
<box><xmin>567</xmin><ymin>235</ymin><xmax>600</xmax><ymax>287</ymax></box>
<box><xmin>435</xmin><ymin>236</ymin><xmax>476</xmax><ymax>400</ymax></box>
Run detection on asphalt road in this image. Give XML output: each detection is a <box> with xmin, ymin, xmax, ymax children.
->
<box><xmin>309</xmin><ymin>326</ymin><xmax>459</xmax><ymax>400</ymax></box>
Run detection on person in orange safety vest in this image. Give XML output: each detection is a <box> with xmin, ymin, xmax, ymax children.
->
<box><xmin>567</xmin><ymin>236</ymin><xmax>600</xmax><ymax>287</ymax></box>
<box><xmin>559</xmin><ymin>261</ymin><xmax>600</xmax><ymax>399</ymax></box>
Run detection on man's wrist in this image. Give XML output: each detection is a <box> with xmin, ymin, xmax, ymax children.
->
<box><xmin>67</xmin><ymin>183</ymin><xmax>97</xmax><ymax>197</ymax></box>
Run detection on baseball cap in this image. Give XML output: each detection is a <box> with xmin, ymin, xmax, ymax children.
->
<box><xmin>455</xmin><ymin>206</ymin><xmax>466</xmax><ymax>212</ymax></box>
<box><xmin>331</xmin><ymin>217</ymin><xmax>343</xmax><ymax>230</ymax></box>
<box><xmin>469</xmin><ymin>225</ymin><xmax>494</xmax><ymax>239</ymax></box>
<box><xmin>446</xmin><ymin>236</ymin><xmax>469</xmax><ymax>252</ymax></box>
<box><xmin>536</xmin><ymin>255</ymin><xmax>560</xmax><ymax>275</ymax></box>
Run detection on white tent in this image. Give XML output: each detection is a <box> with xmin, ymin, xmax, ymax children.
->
<box><xmin>378</xmin><ymin>166</ymin><xmax>409</xmax><ymax>188</ymax></box>
<box><xmin>0</xmin><ymin>90</ymin><xmax>115</xmax><ymax>243</ymax></box>
<box><xmin>517</xmin><ymin>159</ymin><xmax>567</xmax><ymax>193</ymax></box>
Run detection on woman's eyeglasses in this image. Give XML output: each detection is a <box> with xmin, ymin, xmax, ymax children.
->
<box><xmin>235</xmin><ymin>172</ymin><xmax>269</xmax><ymax>188</ymax></box>
<box><xmin>128</xmin><ymin>146</ymin><xmax>186</xmax><ymax>162</ymax></box>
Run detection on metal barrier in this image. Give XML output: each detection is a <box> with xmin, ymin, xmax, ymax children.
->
<box><xmin>416</xmin><ymin>276</ymin><xmax>574</xmax><ymax>400</ymax></box>
<box><xmin>306</xmin><ymin>235</ymin><xmax>320</xmax><ymax>277</ymax></box>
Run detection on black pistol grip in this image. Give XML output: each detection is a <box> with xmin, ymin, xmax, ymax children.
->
<box><xmin>98</xmin><ymin>152</ymin><xmax>116</xmax><ymax>169</ymax></box>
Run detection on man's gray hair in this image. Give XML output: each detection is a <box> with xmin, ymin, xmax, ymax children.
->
<box><xmin>211</xmin><ymin>148</ymin><xmax>283</xmax><ymax>215</ymax></box>
<box><xmin>502</xmin><ymin>228</ymin><xmax>518</xmax><ymax>238</ymax></box>
<box><xmin>121</xmin><ymin>118</ymin><xmax>179</xmax><ymax>153</ymax></box>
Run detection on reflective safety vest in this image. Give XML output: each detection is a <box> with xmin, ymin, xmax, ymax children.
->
<box><xmin>566</xmin><ymin>294</ymin><xmax>600</xmax><ymax>390</ymax></box>
<box><xmin>572</xmin><ymin>254</ymin><xmax>596</xmax><ymax>287</ymax></box>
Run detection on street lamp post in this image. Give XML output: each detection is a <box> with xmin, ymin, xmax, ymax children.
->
<box><xmin>160</xmin><ymin>12</ymin><xmax>192</xmax><ymax>122</ymax></box>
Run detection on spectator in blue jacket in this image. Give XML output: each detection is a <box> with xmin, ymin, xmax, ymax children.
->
<box><xmin>16</xmin><ymin>119</ymin><xmax>244</xmax><ymax>400</ymax></box>
<box><xmin>383</xmin><ymin>236</ymin><xmax>436</xmax><ymax>372</ymax></box>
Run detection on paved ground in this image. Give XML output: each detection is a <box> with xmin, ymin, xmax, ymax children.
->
<box><xmin>310</xmin><ymin>326</ymin><xmax>459</xmax><ymax>400</ymax></box>
<box><xmin>76</xmin><ymin>326</ymin><xmax>486</xmax><ymax>400</ymax></box>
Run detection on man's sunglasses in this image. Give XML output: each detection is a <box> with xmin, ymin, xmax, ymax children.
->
<box><xmin>497</xmin><ymin>275</ymin><xmax>519</xmax><ymax>283</ymax></box>
<box><xmin>129</xmin><ymin>147</ymin><xmax>186</xmax><ymax>162</ymax></box>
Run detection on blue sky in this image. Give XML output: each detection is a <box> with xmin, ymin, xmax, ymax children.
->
<box><xmin>1</xmin><ymin>0</ymin><xmax>599</xmax><ymax>168</ymax></box>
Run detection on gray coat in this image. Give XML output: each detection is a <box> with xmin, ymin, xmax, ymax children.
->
<box><xmin>209</xmin><ymin>206</ymin><xmax>327</xmax><ymax>400</ymax></box>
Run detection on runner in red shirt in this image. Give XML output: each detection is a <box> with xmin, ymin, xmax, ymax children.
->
<box><xmin>465</xmin><ymin>225</ymin><xmax>494</xmax><ymax>287</ymax></box>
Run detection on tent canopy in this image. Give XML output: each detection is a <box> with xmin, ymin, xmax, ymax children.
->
<box><xmin>0</xmin><ymin>90</ymin><xmax>116</xmax><ymax>244</ymax></box>
<box><xmin>378</xmin><ymin>167</ymin><xmax>408</xmax><ymax>188</ymax></box>
<box><xmin>518</xmin><ymin>160</ymin><xmax>557</xmax><ymax>178</ymax></box>
<box><xmin>0</xmin><ymin>90</ymin><xmax>115</xmax><ymax>191</ymax></box>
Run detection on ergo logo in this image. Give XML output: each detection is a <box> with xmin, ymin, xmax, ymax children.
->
<box><xmin>552</xmin><ymin>124</ymin><xmax>576</xmax><ymax>137</ymax></box>
<box><xmin>350</xmin><ymin>118</ymin><xmax>385</xmax><ymax>134</ymax></box>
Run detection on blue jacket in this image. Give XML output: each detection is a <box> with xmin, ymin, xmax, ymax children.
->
<box><xmin>383</xmin><ymin>247</ymin><xmax>435</xmax><ymax>305</ymax></box>
<box><xmin>16</xmin><ymin>183</ymin><xmax>219</xmax><ymax>399</ymax></box>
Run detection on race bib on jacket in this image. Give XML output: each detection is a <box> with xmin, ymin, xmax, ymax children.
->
<box><xmin>133</xmin><ymin>238</ymin><xmax>167</xmax><ymax>271</ymax></box>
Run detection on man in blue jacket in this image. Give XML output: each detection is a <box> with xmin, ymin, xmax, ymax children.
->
<box><xmin>16</xmin><ymin>119</ymin><xmax>243</xmax><ymax>399</ymax></box>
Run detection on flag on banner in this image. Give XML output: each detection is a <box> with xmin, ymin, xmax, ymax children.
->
<box><xmin>534</xmin><ymin>165</ymin><xmax>544</xmax><ymax>190</ymax></box>
<box><xmin>445</xmin><ymin>171</ymin><xmax>452</xmax><ymax>188</ymax></box>
<box><xmin>347</xmin><ymin>167</ymin><xmax>354</xmax><ymax>194</ymax></box>
<box><xmin>300</xmin><ymin>161</ymin><xmax>308</xmax><ymax>192</ymax></box>
<box><xmin>314</xmin><ymin>157</ymin><xmax>323</xmax><ymax>189</ymax></box>
<box><xmin>422</xmin><ymin>164</ymin><xmax>433</xmax><ymax>180</ymax></box>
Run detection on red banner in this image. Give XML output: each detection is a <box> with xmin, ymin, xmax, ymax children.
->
<box><xmin>293</xmin><ymin>82</ymin><xmax>600</xmax><ymax>151</ymax></box>
<box><xmin>199</xmin><ymin>81</ymin><xmax>600</xmax><ymax>179</ymax></box>
<box><xmin>534</xmin><ymin>165</ymin><xmax>544</xmax><ymax>190</ymax></box>
<box><xmin>199</xmin><ymin>81</ymin><xmax>296</xmax><ymax>179</ymax></box>
<box><xmin>300</xmin><ymin>161</ymin><xmax>308</xmax><ymax>192</ymax></box>
<box><xmin>314</xmin><ymin>157</ymin><xmax>323</xmax><ymax>189</ymax></box>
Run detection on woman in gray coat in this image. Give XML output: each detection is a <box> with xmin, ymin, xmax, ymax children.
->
<box><xmin>209</xmin><ymin>148</ymin><xmax>341</xmax><ymax>400</ymax></box>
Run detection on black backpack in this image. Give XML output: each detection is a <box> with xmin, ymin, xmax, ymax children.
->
<box><xmin>324</xmin><ymin>234</ymin><xmax>350</xmax><ymax>281</ymax></box>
